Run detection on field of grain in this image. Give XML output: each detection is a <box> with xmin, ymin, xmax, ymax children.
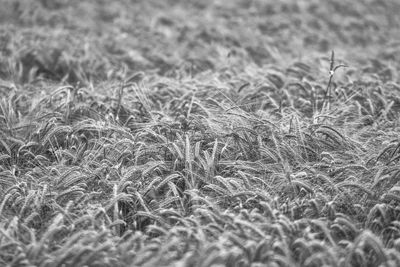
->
<box><xmin>1</xmin><ymin>0</ymin><xmax>400</xmax><ymax>266</ymax></box>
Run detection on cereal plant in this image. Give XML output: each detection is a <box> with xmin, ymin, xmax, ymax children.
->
<box><xmin>1</xmin><ymin>0</ymin><xmax>400</xmax><ymax>266</ymax></box>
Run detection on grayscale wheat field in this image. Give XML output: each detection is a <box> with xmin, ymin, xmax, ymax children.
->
<box><xmin>0</xmin><ymin>0</ymin><xmax>400</xmax><ymax>266</ymax></box>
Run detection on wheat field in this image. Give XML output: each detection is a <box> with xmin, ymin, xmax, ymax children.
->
<box><xmin>1</xmin><ymin>0</ymin><xmax>400</xmax><ymax>266</ymax></box>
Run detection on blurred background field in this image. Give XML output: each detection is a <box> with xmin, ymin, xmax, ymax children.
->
<box><xmin>1</xmin><ymin>0</ymin><xmax>399</xmax><ymax>84</ymax></box>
